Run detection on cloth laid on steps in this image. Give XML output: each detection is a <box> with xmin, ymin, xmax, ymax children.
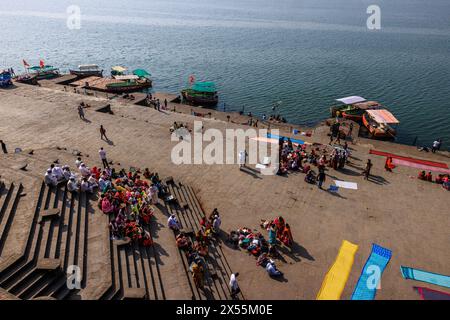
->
<box><xmin>401</xmin><ymin>266</ymin><xmax>450</xmax><ymax>288</ymax></box>
<box><xmin>369</xmin><ymin>150</ymin><xmax>449</xmax><ymax>169</ymax></box>
<box><xmin>334</xmin><ymin>180</ymin><xmax>358</xmax><ymax>190</ymax></box>
<box><xmin>414</xmin><ymin>286</ymin><xmax>450</xmax><ymax>300</ymax></box>
<box><xmin>317</xmin><ymin>240</ymin><xmax>359</xmax><ymax>300</ymax></box>
<box><xmin>392</xmin><ymin>159</ymin><xmax>450</xmax><ymax>174</ymax></box>
<box><xmin>351</xmin><ymin>243</ymin><xmax>392</xmax><ymax>300</ymax></box>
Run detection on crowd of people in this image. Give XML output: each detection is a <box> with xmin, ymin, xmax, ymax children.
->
<box><xmin>227</xmin><ymin>216</ymin><xmax>292</xmax><ymax>279</ymax></box>
<box><xmin>278</xmin><ymin>136</ymin><xmax>350</xmax><ymax>190</ymax></box>
<box><xmin>168</xmin><ymin>208</ymin><xmax>222</xmax><ymax>289</ymax></box>
<box><xmin>418</xmin><ymin>171</ymin><xmax>450</xmax><ymax>190</ymax></box>
<box><xmin>99</xmin><ymin>168</ymin><xmax>166</xmax><ymax>245</ymax></box>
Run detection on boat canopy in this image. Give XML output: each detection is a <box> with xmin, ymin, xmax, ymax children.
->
<box><xmin>78</xmin><ymin>64</ymin><xmax>99</xmax><ymax>70</ymax></box>
<box><xmin>114</xmin><ymin>75</ymin><xmax>139</xmax><ymax>81</ymax></box>
<box><xmin>366</xmin><ymin>109</ymin><xmax>399</xmax><ymax>124</ymax></box>
<box><xmin>191</xmin><ymin>81</ymin><xmax>216</xmax><ymax>93</ymax></box>
<box><xmin>133</xmin><ymin>69</ymin><xmax>151</xmax><ymax>77</ymax></box>
<box><xmin>336</xmin><ymin>96</ymin><xmax>366</xmax><ymax>105</ymax></box>
<box><xmin>28</xmin><ymin>65</ymin><xmax>59</xmax><ymax>72</ymax></box>
<box><xmin>111</xmin><ymin>66</ymin><xmax>127</xmax><ymax>73</ymax></box>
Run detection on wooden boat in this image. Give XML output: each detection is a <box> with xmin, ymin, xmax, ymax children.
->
<box><xmin>106</xmin><ymin>68</ymin><xmax>153</xmax><ymax>93</ymax></box>
<box><xmin>181</xmin><ymin>81</ymin><xmax>219</xmax><ymax>107</ymax></box>
<box><xmin>14</xmin><ymin>74</ymin><xmax>38</xmax><ymax>85</ymax></box>
<box><xmin>330</xmin><ymin>96</ymin><xmax>383</xmax><ymax>123</ymax></box>
<box><xmin>330</xmin><ymin>96</ymin><xmax>366</xmax><ymax>117</ymax></box>
<box><xmin>341</xmin><ymin>101</ymin><xmax>382</xmax><ymax>122</ymax></box>
<box><xmin>27</xmin><ymin>65</ymin><xmax>60</xmax><ymax>80</ymax></box>
<box><xmin>0</xmin><ymin>70</ymin><xmax>13</xmax><ymax>87</ymax></box>
<box><xmin>69</xmin><ymin>64</ymin><xmax>103</xmax><ymax>78</ymax></box>
<box><xmin>105</xmin><ymin>75</ymin><xmax>152</xmax><ymax>93</ymax></box>
<box><xmin>362</xmin><ymin>109</ymin><xmax>399</xmax><ymax>139</ymax></box>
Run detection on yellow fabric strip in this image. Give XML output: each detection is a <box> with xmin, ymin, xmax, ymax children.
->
<box><xmin>317</xmin><ymin>240</ymin><xmax>359</xmax><ymax>300</ymax></box>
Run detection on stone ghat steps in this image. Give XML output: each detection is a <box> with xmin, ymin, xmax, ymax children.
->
<box><xmin>0</xmin><ymin>182</ymin><xmax>112</xmax><ymax>300</ymax></box>
<box><xmin>161</xmin><ymin>179</ymin><xmax>243</xmax><ymax>300</ymax></box>
<box><xmin>0</xmin><ymin>182</ymin><xmax>25</xmax><ymax>258</ymax></box>
<box><xmin>99</xmin><ymin>217</ymin><xmax>167</xmax><ymax>300</ymax></box>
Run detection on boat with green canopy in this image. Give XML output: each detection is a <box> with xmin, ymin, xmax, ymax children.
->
<box><xmin>106</xmin><ymin>67</ymin><xmax>153</xmax><ymax>93</ymax></box>
<box><xmin>181</xmin><ymin>81</ymin><xmax>219</xmax><ymax>107</ymax></box>
<box><xmin>27</xmin><ymin>65</ymin><xmax>60</xmax><ymax>80</ymax></box>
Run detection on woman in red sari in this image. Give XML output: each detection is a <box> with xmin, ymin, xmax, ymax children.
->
<box><xmin>385</xmin><ymin>157</ymin><xmax>395</xmax><ymax>172</ymax></box>
<box><xmin>280</xmin><ymin>224</ymin><xmax>294</xmax><ymax>248</ymax></box>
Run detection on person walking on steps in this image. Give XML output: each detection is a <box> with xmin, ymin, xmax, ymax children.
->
<box><xmin>100</xmin><ymin>125</ymin><xmax>108</xmax><ymax>141</ymax></box>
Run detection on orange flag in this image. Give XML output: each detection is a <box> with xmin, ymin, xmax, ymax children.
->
<box><xmin>39</xmin><ymin>60</ymin><xmax>45</xmax><ymax>68</ymax></box>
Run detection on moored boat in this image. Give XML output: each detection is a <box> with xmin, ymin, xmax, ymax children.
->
<box><xmin>27</xmin><ymin>65</ymin><xmax>60</xmax><ymax>80</ymax></box>
<box><xmin>14</xmin><ymin>73</ymin><xmax>38</xmax><ymax>85</ymax></box>
<box><xmin>362</xmin><ymin>109</ymin><xmax>399</xmax><ymax>139</ymax></box>
<box><xmin>105</xmin><ymin>68</ymin><xmax>153</xmax><ymax>93</ymax></box>
<box><xmin>331</xmin><ymin>96</ymin><xmax>383</xmax><ymax>123</ymax></box>
<box><xmin>181</xmin><ymin>81</ymin><xmax>219</xmax><ymax>107</ymax></box>
<box><xmin>69</xmin><ymin>64</ymin><xmax>103</xmax><ymax>78</ymax></box>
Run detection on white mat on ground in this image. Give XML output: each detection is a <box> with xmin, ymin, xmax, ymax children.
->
<box><xmin>334</xmin><ymin>180</ymin><xmax>358</xmax><ymax>190</ymax></box>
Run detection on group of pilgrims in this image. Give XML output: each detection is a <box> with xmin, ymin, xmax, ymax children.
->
<box><xmin>167</xmin><ymin>208</ymin><xmax>222</xmax><ymax>289</ymax></box>
<box><xmin>43</xmin><ymin>158</ymin><xmax>109</xmax><ymax>194</ymax></box>
<box><xmin>278</xmin><ymin>137</ymin><xmax>350</xmax><ymax>188</ymax></box>
<box><xmin>228</xmin><ymin>216</ymin><xmax>293</xmax><ymax>278</ymax></box>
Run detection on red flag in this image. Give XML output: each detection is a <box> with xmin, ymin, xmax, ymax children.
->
<box><xmin>39</xmin><ymin>60</ymin><xmax>45</xmax><ymax>68</ymax></box>
<box><xmin>22</xmin><ymin>59</ymin><xmax>30</xmax><ymax>67</ymax></box>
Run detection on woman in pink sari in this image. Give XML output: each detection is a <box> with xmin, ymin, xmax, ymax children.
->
<box><xmin>102</xmin><ymin>196</ymin><xmax>114</xmax><ymax>214</ymax></box>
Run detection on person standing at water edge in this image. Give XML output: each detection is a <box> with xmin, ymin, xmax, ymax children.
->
<box><xmin>99</xmin><ymin>147</ymin><xmax>109</xmax><ymax>168</ymax></box>
<box><xmin>0</xmin><ymin>140</ymin><xmax>7</xmax><ymax>154</ymax></box>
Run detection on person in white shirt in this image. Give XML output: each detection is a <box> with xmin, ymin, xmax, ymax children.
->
<box><xmin>75</xmin><ymin>157</ymin><xmax>83</xmax><ymax>168</ymax></box>
<box><xmin>80</xmin><ymin>178</ymin><xmax>93</xmax><ymax>193</ymax></box>
<box><xmin>212</xmin><ymin>214</ymin><xmax>221</xmax><ymax>234</ymax></box>
<box><xmin>44</xmin><ymin>169</ymin><xmax>58</xmax><ymax>186</ymax></box>
<box><xmin>98</xmin><ymin>176</ymin><xmax>110</xmax><ymax>191</ymax></box>
<box><xmin>99</xmin><ymin>147</ymin><xmax>109</xmax><ymax>168</ymax></box>
<box><xmin>168</xmin><ymin>214</ymin><xmax>180</xmax><ymax>231</ymax></box>
<box><xmin>87</xmin><ymin>175</ymin><xmax>98</xmax><ymax>189</ymax></box>
<box><xmin>239</xmin><ymin>150</ymin><xmax>247</xmax><ymax>168</ymax></box>
<box><xmin>52</xmin><ymin>164</ymin><xmax>65</xmax><ymax>181</ymax></box>
<box><xmin>229</xmin><ymin>273</ymin><xmax>240</xmax><ymax>299</ymax></box>
<box><xmin>266</xmin><ymin>259</ymin><xmax>283</xmax><ymax>277</ymax></box>
<box><xmin>79</xmin><ymin>163</ymin><xmax>90</xmax><ymax>178</ymax></box>
<box><xmin>67</xmin><ymin>177</ymin><xmax>79</xmax><ymax>193</ymax></box>
<box><xmin>62</xmin><ymin>165</ymin><xmax>72</xmax><ymax>181</ymax></box>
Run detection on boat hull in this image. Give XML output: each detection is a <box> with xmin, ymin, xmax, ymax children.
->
<box><xmin>69</xmin><ymin>69</ymin><xmax>103</xmax><ymax>78</ymax></box>
<box><xmin>104</xmin><ymin>81</ymin><xmax>152</xmax><ymax>94</ymax></box>
<box><xmin>181</xmin><ymin>90</ymin><xmax>219</xmax><ymax>107</ymax></box>
<box><xmin>362</xmin><ymin>113</ymin><xmax>396</xmax><ymax>139</ymax></box>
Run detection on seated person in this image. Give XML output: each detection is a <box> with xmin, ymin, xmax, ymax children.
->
<box><xmin>168</xmin><ymin>214</ymin><xmax>180</xmax><ymax>231</ymax></box>
<box><xmin>304</xmin><ymin>170</ymin><xmax>316</xmax><ymax>184</ymax></box>
<box><xmin>79</xmin><ymin>163</ymin><xmax>91</xmax><ymax>178</ymax></box>
<box><xmin>67</xmin><ymin>177</ymin><xmax>79</xmax><ymax>193</ymax></box>
<box><xmin>417</xmin><ymin>171</ymin><xmax>426</xmax><ymax>180</ymax></box>
<box><xmin>176</xmin><ymin>233</ymin><xmax>191</xmax><ymax>250</ymax></box>
<box><xmin>435</xmin><ymin>175</ymin><xmax>444</xmax><ymax>184</ymax></box>
<box><xmin>52</xmin><ymin>164</ymin><xmax>65</xmax><ymax>181</ymax></box>
<box><xmin>425</xmin><ymin>171</ymin><xmax>433</xmax><ymax>182</ymax></box>
<box><xmin>62</xmin><ymin>165</ymin><xmax>72</xmax><ymax>181</ymax></box>
<box><xmin>80</xmin><ymin>178</ymin><xmax>94</xmax><ymax>193</ymax></box>
<box><xmin>143</xmin><ymin>168</ymin><xmax>152</xmax><ymax>179</ymax></box>
<box><xmin>87</xmin><ymin>175</ymin><xmax>99</xmax><ymax>189</ymax></box>
<box><xmin>44</xmin><ymin>169</ymin><xmax>58</xmax><ymax>186</ymax></box>
<box><xmin>266</xmin><ymin>260</ymin><xmax>283</xmax><ymax>277</ymax></box>
<box><xmin>302</xmin><ymin>164</ymin><xmax>311</xmax><ymax>174</ymax></box>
